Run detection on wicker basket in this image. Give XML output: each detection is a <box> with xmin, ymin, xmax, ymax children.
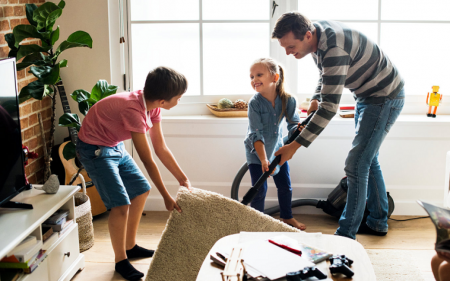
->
<box><xmin>71</xmin><ymin>173</ymin><xmax>95</xmax><ymax>252</ymax></box>
<box><xmin>206</xmin><ymin>104</ymin><xmax>248</xmax><ymax>117</ymax></box>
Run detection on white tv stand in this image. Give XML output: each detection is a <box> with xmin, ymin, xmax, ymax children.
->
<box><xmin>0</xmin><ymin>185</ymin><xmax>85</xmax><ymax>281</ymax></box>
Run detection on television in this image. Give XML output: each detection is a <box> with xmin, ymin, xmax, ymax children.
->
<box><xmin>0</xmin><ymin>58</ymin><xmax>31</xmax><ymax>209</ymax></box>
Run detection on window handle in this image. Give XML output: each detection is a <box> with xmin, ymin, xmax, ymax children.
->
<box><xmin>272</xmin><ymin>1</ymin><xmax>279</xmax><ymax>18</ymax></box>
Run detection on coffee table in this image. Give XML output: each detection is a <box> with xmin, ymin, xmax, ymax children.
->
<box><xmin>196</xmin><ymin>232</ymin><xmax>375</xmax><ymax>281</ymax></box>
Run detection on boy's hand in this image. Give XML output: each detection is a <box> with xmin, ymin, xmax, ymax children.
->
<box><xmin>437</xmin><ymin>251</ymin><xmax>450</xmax><ymax>263</ymax></box>
<box><xmin>164</xmin><ymin>196</ymin><xmax>182</xmax><ymax>213</ymax></box>
<box><xmin>297</xmin><ymin>123</ymin><xmax>306</xmax><ymax>132</ymax></box>
<box><xmin>179</xmin><ymin>179</ymin><xmax>192</xmax><ymax>191</ymax></box>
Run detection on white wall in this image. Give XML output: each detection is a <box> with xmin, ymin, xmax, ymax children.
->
<box><xmin>134</xmin><ymin>115</ymin><xmax>450</xmax><ymax>216</ymax></box>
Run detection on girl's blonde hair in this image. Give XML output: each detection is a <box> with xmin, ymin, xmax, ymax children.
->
<box><xmin>252</xmin><ymin>58</ymin><xmax>294</xmax><ymax>123</ymax></box>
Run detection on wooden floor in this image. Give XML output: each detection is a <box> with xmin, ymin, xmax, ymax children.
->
<box><xmin>72</xmin><ymin>212</ymin><xmax>437</xmax><ymax>281</ymax></box>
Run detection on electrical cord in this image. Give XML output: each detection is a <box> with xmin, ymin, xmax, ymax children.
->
<box><xmin>389</xmin><ymin>216</ymin><xmax>429</xmax><ymax>222</ymax></box>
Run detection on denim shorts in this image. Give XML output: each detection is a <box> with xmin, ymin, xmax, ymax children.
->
<box><xmin>76</xmin><ymin>139</ymin><xmax>151</xmax><ymax>209</ymax></box>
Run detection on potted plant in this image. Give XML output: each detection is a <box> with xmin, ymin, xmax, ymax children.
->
<box><xmin>4</xmin><ymin>0</ymin><xmax>93</xmax><ymax>181</ymax></box>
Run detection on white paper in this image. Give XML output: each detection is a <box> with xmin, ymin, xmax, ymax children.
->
<box><xmin>241</xmin><ymin>239</ymin><xmax>314</xmax><ymax>280</ymax></box>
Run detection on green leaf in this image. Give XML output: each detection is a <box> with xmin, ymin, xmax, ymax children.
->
<box><xmin>16</xmin><ymin>44</ymin><xmax>50</xmax><ymax>61</ymax></box>
<box><xmin>58</xmin><ymin>113</ymin><xmax>81</xmax><ymax>131</ymax></box>
<box><xmin>13</xmin><ymin>25</ymin><xmax>43</xmax><ymax>48</ymax></box>
<box><xmin>25</xmin><ymin>4</ymin><xmax>38</xmax><ymax>27</ymax></box>
<box><xmin>79</xmin><ymin>101</ymin><xmax>90</xmax><ymax>116</ymax></box>
<box><xmin>21</xmin><ymin>80</ymin><xmax>45</xmax><ymax>100</ymax></box>
<box><xmin>71</xmin><ymin>89</ymin><xmax>90</xmax><ymax>102</ymax></box>
<box><xmin>90</xmin><ymin>80</ymin><xmax>118</xmax><ymax>103</ymax></box>
<box><xmin>33</xmin><ymin>2</ymin><xmax>62</xmax><ymax>31</ymax></box>
<box><xmin>45</xmin><ymin>9</ymin><xmax>62</xmax><ymax>32</ymax></box>
<box><xmin>18</xmin><ymin>90</ymin><xmax>32</xmax><ymax>104</ymax></box>
<box><xmin>8</xmin><ymin>49</ymin><xmax>18</xmax><ymax>59</ymax></box>
<box><xmin>58</xmin><ymin>59</ymin><xmax>68</xmax><ymax>68</ymax></box>
<box><xmin>56</xmin><ymin>31</ymin><xmax>93</xmax><ymax>55</ymax></box>
<box><xmin>62</xmin><ymin>141</ymin><xmax>76</xmax><ymax>160</ymax></box>
<box><xmin>16</xmin><ymin>52</ymin><xmax>45</xmax><ymax>70</ymax></box>
<box><xmin>58</xmin><ymin>0</ymin><xmax>66</xmax><ymax>9</ymax></box>
<box><xmin>30</xmin><ymin>64</ymin><xmax>60</xmax><ymax>85</ymax></box>
<box><xmin>50</xmin><ymin>26</ymin><xmax>60</xmax><ymax>45</ymax></box>
<box><xmin>5</xmin><ymin>33</ymin><xmax>15</xmax><ymax>49</ymax></box>
<box><xmin>43</xmin><ymin>84</ymin><xmax>54</xmax><ymax>97</ymax></box>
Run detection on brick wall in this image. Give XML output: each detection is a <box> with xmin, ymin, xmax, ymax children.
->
<box><xmin>1</xmin><ymin>0</ymin><xmax>51</xmax><ymax>184</ymax></box>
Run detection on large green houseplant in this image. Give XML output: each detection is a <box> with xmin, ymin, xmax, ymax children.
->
<box><xmin>5</xmin><ymin>0</ymin><xmax>93</xmax><ymax>181</ymax></box>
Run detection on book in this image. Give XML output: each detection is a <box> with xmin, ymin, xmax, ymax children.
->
<box><xmin>44</xmin><ymin>210</ymin><xmax>69</xmax><ymax>224</ymax></box>
<box><xmin>59</xmin><ymin>219</ymin><xmax>74</xmax><ymax>236</ymax></box>
<box><xmin>338</xmin><ymin>110</ymin><xmax>355</xmax><ymax>118</ymax></box>
<box><xmin>23</xmin><ymin>250</ymin><xmax>47</xmax><ymax>274</ymax></box>
<box><xmin>42</xmin><ymin>217</ymin><xmax>67</xmax><ymax>232</ymax></box>
<box><xmin>4</xmin><ymin>240</ymin><xmax>43</xmax><ymax>263</ymax></box>
<box><xmin>417</xmin><ymin>201</ymin><xmax>450</xmax><ymax>253</ymax></box>
<box><xmin>42</xmin><ymin>233</ymin><xmax>58</xmax><ymax>251</ymax></box>
<box><xmin>6</xmin><ymin>236</ymin><xmax>37</xmax><ymax>257</ymax></box>
<box><xmin>42</xmin><ymin>227</ymin><xmax>54</xmax><ymax>242</ymax></box>
<box><xmin>339</xmin><ymin>104</ymin><xmax>355</xmax><ymax>111</ymax></box>
<box><xmin>0</xmin><ymin>251</ymin><xmax>40</xmax><ymax>269</ymax></box>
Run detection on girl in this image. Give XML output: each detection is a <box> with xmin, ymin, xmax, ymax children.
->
<box><xmin>76</xmin><ymin>67</ymin><xmax>191</xmax><ymax>280</ymax></box>
<box><xmin>244</xmin><ymin>58</ymin><xmax>306</xmax><ymax>230</ymax></box>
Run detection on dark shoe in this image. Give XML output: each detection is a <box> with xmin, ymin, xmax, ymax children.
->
<box><xmin>115</xmin><ymin>259</ymin><xmax>144</xmax><ymax>281</ymax></box>
<box><xmin>357</xmin><ymin>223</ymin><xmax>387</xmax><ymax>236</ymax></box>
<box><xmin>432</xmin><ymin>114</ymin><xmax>437</xmax><ymax>118</ymax></box>
<box><xmin>427</xmin><ymin>113</ymin><xmax>432</xmax><ymax>117</ymax></box>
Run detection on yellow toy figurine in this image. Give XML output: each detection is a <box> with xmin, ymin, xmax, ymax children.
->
<box><xmin>426</xmin><ymin>85</ymin><xmax>443</xmax><ymax>118</ymax></box>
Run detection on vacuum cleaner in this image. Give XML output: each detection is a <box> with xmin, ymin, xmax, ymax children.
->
<box><xmin>232</xmin><ymin>112</ymin><xmax>395</xmax><ymax>220</ymax></box>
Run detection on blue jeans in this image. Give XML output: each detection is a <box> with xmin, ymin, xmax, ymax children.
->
<box><xmin>248</xmin><ymin>162</ymin><xmax>293</xmax><ymax>219</ymax></box>
<box><xmin>76</xmin><ymin>139</ymin><xmax>151</xmax><ymax>210</ymax></box>
<box><xmin>336</xmin><ymin>89</ymin><xmax>405</xmax><ymax>239</ymax></box>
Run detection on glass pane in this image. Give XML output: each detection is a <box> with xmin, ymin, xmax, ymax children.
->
<box><xmin>203</xmin><ymin>0</ymin><xmax>269</xmax><ymax>20</ymax></box>
<box><xmin>381</xmin><ymin>23</ymin><xmax>450</xmax><ymax>95</ymax></box>
<box><xmin>130</xmin><ymin>0</ymin><xmax>199</xmax><ymax>21</ymax></box>
<box><xmin>298</xmin><ymin>23</ymin><xmax>378</xmax><ymax>95</ymax></box>
<box><xmin>382</xmin><ymin>0</ymin><xmax>450</xmax><ymax>21</ymax></box>
<box><xmin>298</xmin><ymin>0</ymin><xmax>378</xmax><ymax>20</ymax></box>
<box><xmin>203</xmin><ymin>23</ymin><xmax>269</xmax><ymax>95</ymax></box>
<box><xmin>131</xmin><ymin>23</ymin><xmax>200</xmax><ymax>96</ymax></box>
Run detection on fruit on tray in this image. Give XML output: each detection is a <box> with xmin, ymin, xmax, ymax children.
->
<box><xmin>234</xmin><ymin>99</ymin><xmax>248</xmax><ymax>109</ymax></box>
<box><xmin>217</xmin><ymin>98</ymin><xmax>234</xmax><ymax>109</ymax></box>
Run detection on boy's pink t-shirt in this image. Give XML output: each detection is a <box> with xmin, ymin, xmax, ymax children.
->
<box><xmin>78</xmin><ymin>90</ymin><xmax>161</xmax><ymax>147</ymax></box>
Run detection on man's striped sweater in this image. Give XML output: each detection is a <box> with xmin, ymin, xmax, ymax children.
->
<box><xmin>295</xmin><ymin>20</ymin><xmax>404</xmax><ymax>147</ymax></box>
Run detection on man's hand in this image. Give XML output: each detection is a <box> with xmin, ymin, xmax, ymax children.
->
<box><xmin>307</xmin><ymin>99</ymin><xmax>319</xmax><ymax>115</ymax></box>
<box><xmin>164</xmin><ymin>196</ymin><xmax>182</xmax><ymax>213</ymax></box>
<box><xmin>275</xmin><ymin>141</ymin><xmax>301</xmax><ymax>166</ymax></box>
<box><xmin>179</xmin><ymin>179</ymin><xmax>192</xmax><ymax>191</ymax></box>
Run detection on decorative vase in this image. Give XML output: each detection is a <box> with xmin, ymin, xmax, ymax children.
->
<box><xmin>300</xmin><ymin>98</ymin><xmax>311</xmax><ymax>111</ymax></box>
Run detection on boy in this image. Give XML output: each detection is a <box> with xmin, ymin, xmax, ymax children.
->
<box><xmin>76</xmin><ymin>67</ymin><xmax>191</xmax><ymax>280</ymax></box>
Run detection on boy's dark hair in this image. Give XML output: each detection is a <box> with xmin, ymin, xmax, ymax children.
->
<box><xmin>143</xmin><ymin>66</ymin><xmax>188</xmax><ymax>101</ymax></box>
<box><xmin>272</xmin><ymin>12</ymin><xmax>314</xmax><ymax>41</ymax></box>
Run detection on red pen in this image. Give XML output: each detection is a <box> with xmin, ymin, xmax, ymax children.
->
<box><xmin>268</xmin><ymin>239</ymin><xmax>302</xmax><ymax>257</ymax></box>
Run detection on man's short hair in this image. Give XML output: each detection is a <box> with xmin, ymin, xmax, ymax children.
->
<box><xmin>143</xmin><ymin>66</ymin><xmax>188</xmax><ymax>101</ymax></box>
<box><xmin>272</xmin><ymin>12</ymin><xmax>314</xmax><ymax>41</ymax></box>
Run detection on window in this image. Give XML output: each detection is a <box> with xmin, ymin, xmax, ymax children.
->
<box><xmin>125</xmin><ymin>0</ymin><xmax>450</xmax><ymax>113</ymax></box>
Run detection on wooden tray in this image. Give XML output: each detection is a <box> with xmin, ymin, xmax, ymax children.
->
<box><xmin>206</xmin><ymin>104</ymin><xmax>248</xmax><ymax>117</ymax></box>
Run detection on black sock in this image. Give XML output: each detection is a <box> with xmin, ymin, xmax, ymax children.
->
<box><xmin>115</xmin><ymin>259</ymin><xmax>144</xmax><ymax>281</ymax></box>
<box><xmin>126</xmin><ymin>244</ymin><xmax>155</xmax><ymax>259</ymax></box>
<box><xmin>357</xmin><ymin>223</ymin><xmax>387</xmax><ymax>236</ymax></box>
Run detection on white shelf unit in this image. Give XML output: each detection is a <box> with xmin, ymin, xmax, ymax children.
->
<box><xmin>0</xmin><ymin>185</ymin><xmax>85</xmax><ymax>281</ymax></box>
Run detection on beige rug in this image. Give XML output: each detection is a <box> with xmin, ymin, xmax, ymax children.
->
<box><xmin>145</xmin><ymin>187</ymin><xmax>300</xmax><ymax>281</ymax></box>
<box><xmin>367</xmin><ymin>249</ymin><xmax>426</xmax><ymax>281</ymax></box>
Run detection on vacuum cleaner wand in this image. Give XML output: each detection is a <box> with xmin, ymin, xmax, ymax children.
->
<box><xmin>241</xmin><ymin>111</ymin><xmax>316</xmax><ymax>205</ymax></box>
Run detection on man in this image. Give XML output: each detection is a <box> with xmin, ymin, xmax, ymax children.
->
<box><xmin>272</xmin><ymin>12</ymin><xmax>405</xmax><ymax>239</ymax></box>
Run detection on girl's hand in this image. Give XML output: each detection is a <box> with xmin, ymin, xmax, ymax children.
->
<box><xmin>164</xmin><ymin>196</ymin><xmax>182</xmax><ymax>213</ymax></box>
<box><xmin>297</xmin><ymin>123</ymin><xmax>306</xmax><ymax>132</ymax></box>
<box><xmin>261</xmin><ymin>159</ymin><xmax>275</xmax><ymax>176</ymax></box>
<box><xmin>179</xmin><ymin>179</ymin><xmax>192</xmax><ymax>191</ymax></box>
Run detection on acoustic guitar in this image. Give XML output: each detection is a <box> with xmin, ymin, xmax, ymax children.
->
<box><xmin>56</xmin><ymin>81</ymin><xmax>107</xmax><ymax>216</ymax></box>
